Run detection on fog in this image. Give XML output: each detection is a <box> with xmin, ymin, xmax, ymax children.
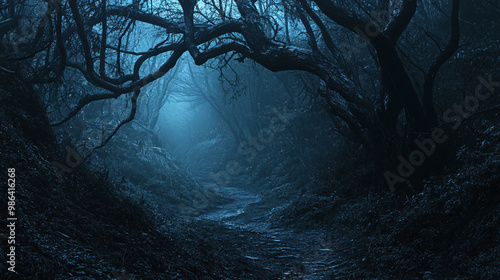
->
<box><xmin>2</xmin><ymin>0</ymin><xmax>499</xmax><ymax>278</ymax></box>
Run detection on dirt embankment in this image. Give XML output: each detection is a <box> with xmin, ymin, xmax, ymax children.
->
<box><xmin>0</xmin><ymin>72</ymin><xmax>268</xmax><ymax>279</ymax></box>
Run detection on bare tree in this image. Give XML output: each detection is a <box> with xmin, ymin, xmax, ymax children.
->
<box><xmin>1</xmin><ymin>0</ymin><xmax>464</xmax><ymax>191</ymax></box>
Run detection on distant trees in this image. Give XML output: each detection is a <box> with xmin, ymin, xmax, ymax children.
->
<box><xmin>3</xmin><ymin>0</ymin><xmax>497</xmax><ymax>191</ymax></box>
<box><xmin>137</xmin><ymin>56</ymin><xmax>182</xmax><ymax>130</ymax></box>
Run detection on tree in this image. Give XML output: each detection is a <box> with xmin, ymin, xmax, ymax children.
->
<box><xmin>1</xmin><ymin>0</ymin><xmax>465</xmax><ymax>191</ymax></box>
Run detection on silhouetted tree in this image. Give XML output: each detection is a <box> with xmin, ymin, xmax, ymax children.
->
<box><xmin>1</xmin><ymin>0</ymin><xmax>475</xmax><ymax>191</ymax></box>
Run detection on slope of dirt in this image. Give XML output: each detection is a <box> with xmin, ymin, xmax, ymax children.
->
<box><xmin>270</xmin><ymin>110</ymin><xmax>500</xmax><ymax>279</ymax></box>
<box><xmin>0</xmin><ymin>72</ymin><xmax>278</xmax><ymax>279</ymax></box>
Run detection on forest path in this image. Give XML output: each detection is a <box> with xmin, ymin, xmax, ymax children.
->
<box><xmin>193</xmin><ymin>177</ymin><xmax>345</xmax><ymax>279</ymax></box>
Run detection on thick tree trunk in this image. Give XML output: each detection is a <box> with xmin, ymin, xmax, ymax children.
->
<box><xmin>373</xmin><ymin>37</ymin><xmax>425</xmax><ymax>130</ymax></box>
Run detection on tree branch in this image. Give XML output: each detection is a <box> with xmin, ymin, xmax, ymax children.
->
<box><xmin>385</xmin><ymin>0</ymin><xmax>417</xmax><ymax>43</ymax></box>
<box><xmin>422</xmin><ymin>0</ymin><xmax>460</xmax><ymax>123</ymax></box>
<box><xmin>94</xmin><ymin>90</ymin><xmax>140</xmax><ymax>149</ymax></box>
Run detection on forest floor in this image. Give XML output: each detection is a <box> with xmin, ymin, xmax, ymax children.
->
<box><xmin>1</xmin><ymin>71</ymin><xmax>499</xmax><ymax>279</ymax></box>
<box><xmin>186</xmin><ymin>105</ymin><xmax>500</xmax><ymax>280</ymax></box>
<box><xmin>190</xmin><ymin>177</ymin><xmax>344</xmax><ymax>280</ymax></box>
<box><xmin>0</xmin><ymin>73</ymin><xmax>278</xmax><ymax>279</ymax></box>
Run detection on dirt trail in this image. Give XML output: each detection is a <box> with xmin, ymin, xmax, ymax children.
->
<box><xmin>194</xmin><ymin>179</ymin><xmax>344</xmax><ymax>279</ymax></box>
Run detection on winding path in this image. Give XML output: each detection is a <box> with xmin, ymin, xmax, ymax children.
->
<box><xmin>194</xmin><ymin>179</ymin><xmax>344</xmax><ymax>279</ymax></box>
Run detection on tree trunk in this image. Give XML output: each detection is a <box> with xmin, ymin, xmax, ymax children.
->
<box><xmin>373</xmin><ymin>37</ymin><xmax>425</xmax><ymax>130</ymax></box>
